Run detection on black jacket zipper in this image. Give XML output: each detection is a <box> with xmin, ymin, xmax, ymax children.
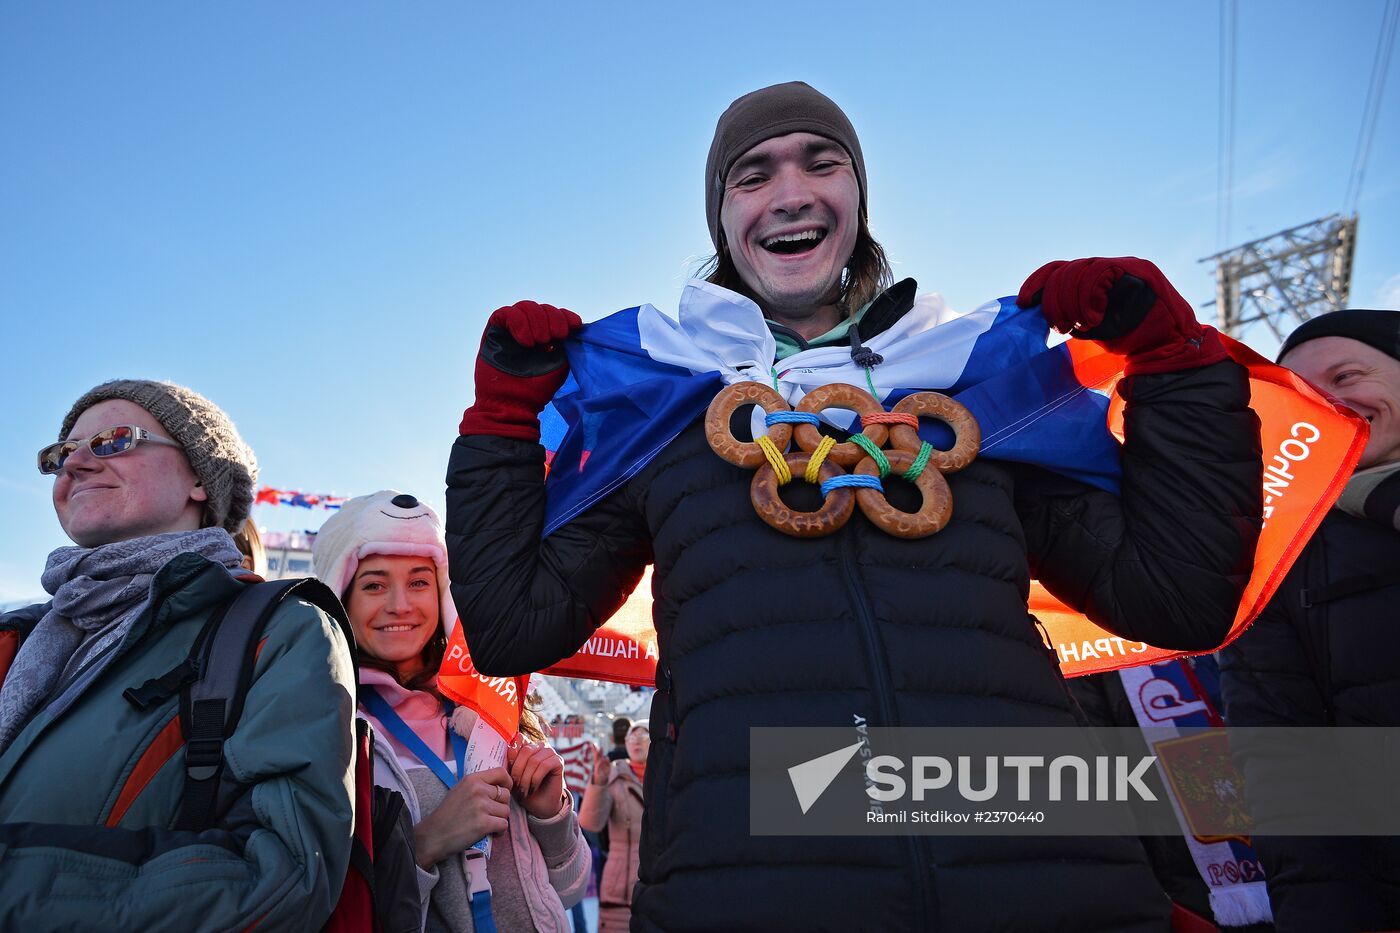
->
<box><xmin>838</xmin><ymin>531</ymin><xmax>936</xmax><ymax>928</ymax></box>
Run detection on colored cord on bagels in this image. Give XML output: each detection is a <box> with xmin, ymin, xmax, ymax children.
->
<box><xmin>765</xmin><ymin>411</ymin><xmax>821</xmax><ymax>426</ymax></box>
<box><xmin>849</xmin><ymin>434</ymin><xmax>891</xmax><ymax>477</ymax></box>
<box><xmin>820</xmin><ymin>474</ymin><xmax>884</xmax><ymax>496</ymax></box>
<box><xmin>756</xmin><ymin>435</ymin><xmax>791</xmax><ymax>485</ymax></box>
<box><xmin>804</xmin><ymin>435</ymin><xmax>838</xmax><ymax>484</ymax></box>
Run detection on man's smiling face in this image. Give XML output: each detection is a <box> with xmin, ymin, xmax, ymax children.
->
<box><xmin>718</xmin><ymin>132</ymin><xmax>861</xmax><ymax>324</ymax></box>
<box><xmin>1283</xmin><ymin>335</ymin><xmax>1400</xmax><ymax>469</ymax></box>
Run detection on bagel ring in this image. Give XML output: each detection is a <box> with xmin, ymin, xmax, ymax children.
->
<box><xmin>888</xmin><ymin>392</ymin><xmax>981</xmax><ymax>473</ymax></box>
<box><xmin>853</xmin><ymin>450</ymin><xmax>954</xmax><ymax>539</ymax></box>
<box><xmin>750</xmin><ymin>452</ymin><xmax>855</xmax><ymax>538</ymax></box>
<box><xmin>794</xmin><ymin>384</ymin><xmax>890</xmax><ymax>467</ymax></box>
<box><xmin>705</xmin><ymin>382</ymin><xmax>794</xmax><ymax>469</ymax></box>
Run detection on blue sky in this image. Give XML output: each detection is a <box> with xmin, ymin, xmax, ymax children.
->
<box><xmin>2</xmin><ymin>1</ymin><xmax>1397</xmax><ymax>602</ymax></box>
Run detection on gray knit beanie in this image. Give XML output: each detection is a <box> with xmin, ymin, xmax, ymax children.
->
<box><xmin>705</xmin><ymin>81</ymin><xmax>868</xmax><ymax>250</ymax></box>
<box><xmin>59</xmin><ymin>380</ymin><xmax>258</xmax><ymax>533</ymax></box>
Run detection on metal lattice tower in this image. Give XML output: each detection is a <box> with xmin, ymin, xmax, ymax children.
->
<box><xmin>1200</xmin><ymin>213</ymin><xmax>1359</xmax><ymax>345</ymax></box>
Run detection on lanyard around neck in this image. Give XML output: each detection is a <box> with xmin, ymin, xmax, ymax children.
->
<box><xmin>362</xmin><ymin>687</ymin><xmax>468</xmax><ymax>788</ymax></box>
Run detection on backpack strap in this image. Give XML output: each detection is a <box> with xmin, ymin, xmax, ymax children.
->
<box><xmin>174</xmin><ymin>579</ymin><xmax>293</xmax><ymax>831</ymax></box>
<box><xmin>180</xmin><ymin>577</ymin><xmax>354</xmax><ymax>831</ymax></box>
<box><xmin>345</xmin><ymin>717</ymin><xmax>378</xmax><ymax>905</ymax></box>
<box><xmin>128</xmin><ymin>576</ymin><xmax>350</xmax><ymax>832</ymax></box>
<box><xmin>121</xmin><ymin>575</ymin><xmax>353</xmax><ymax>832</ymax></box>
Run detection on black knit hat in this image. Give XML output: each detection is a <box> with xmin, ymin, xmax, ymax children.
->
<box><xmin>704</xmin><ymin>81</ymin><xmax>867</xmax><ymax>250</ymax></box>
<box><xmin>1277</xmin><ymin>309</ymin><xmax>1400</xmax><ymax>364</ymax></box>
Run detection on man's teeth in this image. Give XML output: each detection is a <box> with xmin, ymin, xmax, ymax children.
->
<box><xmin>379</xmin><ymin>624</ymin><xmax>417</xmax><ymax>632</ymax></box>
<box><xmin>762</xmin><ymin>230</ymin><xmax>824</xmax><ymax>249</ymax></box>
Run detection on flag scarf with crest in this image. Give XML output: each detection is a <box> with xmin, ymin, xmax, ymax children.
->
<box><xmin>480</xmin><ymin>279</ymin><xmax>1365</xmax><ymax>686</ymax></box>
<box><xmin>1120</xmin><ymin>660</ymin><xmax>1273</xmax><ymax>926</ymax></box>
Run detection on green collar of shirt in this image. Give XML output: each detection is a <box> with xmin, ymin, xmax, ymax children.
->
<box><xmin>770</xmin><ymin>302</ymin><xmax>872</xmax><ymax>361</ymax></box>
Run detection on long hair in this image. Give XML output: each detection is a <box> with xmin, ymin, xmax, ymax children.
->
<box><xmin>232</xmin><ymin>517</ymin><xmax>266</xmax><ymax>577</ymax></box>
<box><xmin>698</xmin><ymin>214</ymin><xmax>892</xmax><ymax>318</ymax></box>
<box><xmin>518</xmin><ymin>694</ymin><xmax>550</xmax><ymax>744</ymax></box>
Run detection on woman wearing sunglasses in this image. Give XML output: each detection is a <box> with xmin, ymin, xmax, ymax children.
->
<box><xmin>0</xmin><ymin>379</ymin><xmax>356</xmax><ymax>933</ymax></box>
<box><xmin>314</xmin><ymin>490</ymin><xmax>591</xmax><ymax>933</ymax></box>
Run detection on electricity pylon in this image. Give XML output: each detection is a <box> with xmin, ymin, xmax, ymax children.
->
<box><xmin>1201</xmin><ymin>213</ymin><xmax>1358</xmax><ymax>346</ymax></box>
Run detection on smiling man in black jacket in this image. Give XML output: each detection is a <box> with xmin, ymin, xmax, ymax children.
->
<box><xmin>1220</xmin><ymin>309</ymin><xmax>1400</xmax><ymax>933</ymax></box>
<box><xmin>446</xmin><ymin>82</ymin><xmax>1263</xmax><ymax>931</ymax></box>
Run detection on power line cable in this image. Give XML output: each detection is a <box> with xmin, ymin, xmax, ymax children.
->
<box><xmin>1216</xmin><ymin>0</ymin><xmax>1238</xmax><ymax>250</ymax></box>
<box><xmin>1344</xmin><ymin>0</ymin><xmax>1400</xmax><ymax>213</ymax></box>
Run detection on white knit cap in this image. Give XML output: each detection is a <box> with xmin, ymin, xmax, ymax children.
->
<box><xmin>311</xmin><ymin>490</ymin><xmax>457</xmax><ymax>637</ymax></box>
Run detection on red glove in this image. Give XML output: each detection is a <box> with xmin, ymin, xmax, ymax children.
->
<box><xmin>458</xmin><ymin>301</ymin><xmax>583</xmax><ymax>441</ymax></box>
<box><xmin>1016</xmin><ymin>257</ymin><xmax>1227</xmax><ymax>376</ymax></box>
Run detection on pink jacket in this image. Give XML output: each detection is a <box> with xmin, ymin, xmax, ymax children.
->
<box><xmin>579</xmin><ymin>760</ymin><xmax>645</xmax><ymax>909</ymax></box>
<box><xmin>359</xmin><ymin>670</ymin><xmax>590</xmax><ymax>932</ymax></box>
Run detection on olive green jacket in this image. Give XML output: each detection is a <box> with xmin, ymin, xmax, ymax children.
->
<box><xmin>0</xmin><ymin>552</ymin><xmax>356</xmax><ymax>932</ymax></box>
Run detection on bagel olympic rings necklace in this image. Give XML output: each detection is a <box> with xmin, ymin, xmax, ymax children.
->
<box><xmin>704</xmin><ymin>380</ymin><xmax>981</xmax><ymax>540</ymax></box>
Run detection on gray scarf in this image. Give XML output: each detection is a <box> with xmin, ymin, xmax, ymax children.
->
<box><xmin>1336</xmin><ymin>460</ymin><xmax>1400</xmax><ymax>532</ymax></box>
<box><xmin>0</xmin><ymin>528</ymin><xmax>242</xmax><ymax>756</ymax></box>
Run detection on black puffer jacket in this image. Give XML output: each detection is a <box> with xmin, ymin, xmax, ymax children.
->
<box><xmin>1219</xmin><ymin>509</ymin><xmax>1400</xmax><ymax>932</ymax></box>
<box><xmin>447</xmin><ymin>354</ymin><xmax>1261</xmax><ymax>932</ymax></box>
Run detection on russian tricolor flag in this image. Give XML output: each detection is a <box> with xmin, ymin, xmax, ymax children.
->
<box><xmin>540</xmin><ymin>279</ymin><xmax>1127</xmax><ymax>535</ymax></box>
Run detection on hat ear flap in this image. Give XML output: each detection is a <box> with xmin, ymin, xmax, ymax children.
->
<box><xmin>439</xmin><ymin>568</ymin><xmax>458</xmax><ymax>642</ymax></box>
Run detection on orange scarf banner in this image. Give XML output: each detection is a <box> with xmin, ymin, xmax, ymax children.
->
<box><xmin>438</xmin><ymin>622</ymin><xmax>529</xmax><ymax>740</ymax></box>
<box><xmin>533</xmin><ymin>338</ymin><xmax>1366</xmax><ymax>686</ymax></box>
<box><xmin>1043</xmin><ymin>337</ymin><xmax>1367</xmax><ymax>676</ymax></box>
<box><xmin>543</xmin><ymin>569</ymin><xmax>659</xmax><ymax>687</ymax></box>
